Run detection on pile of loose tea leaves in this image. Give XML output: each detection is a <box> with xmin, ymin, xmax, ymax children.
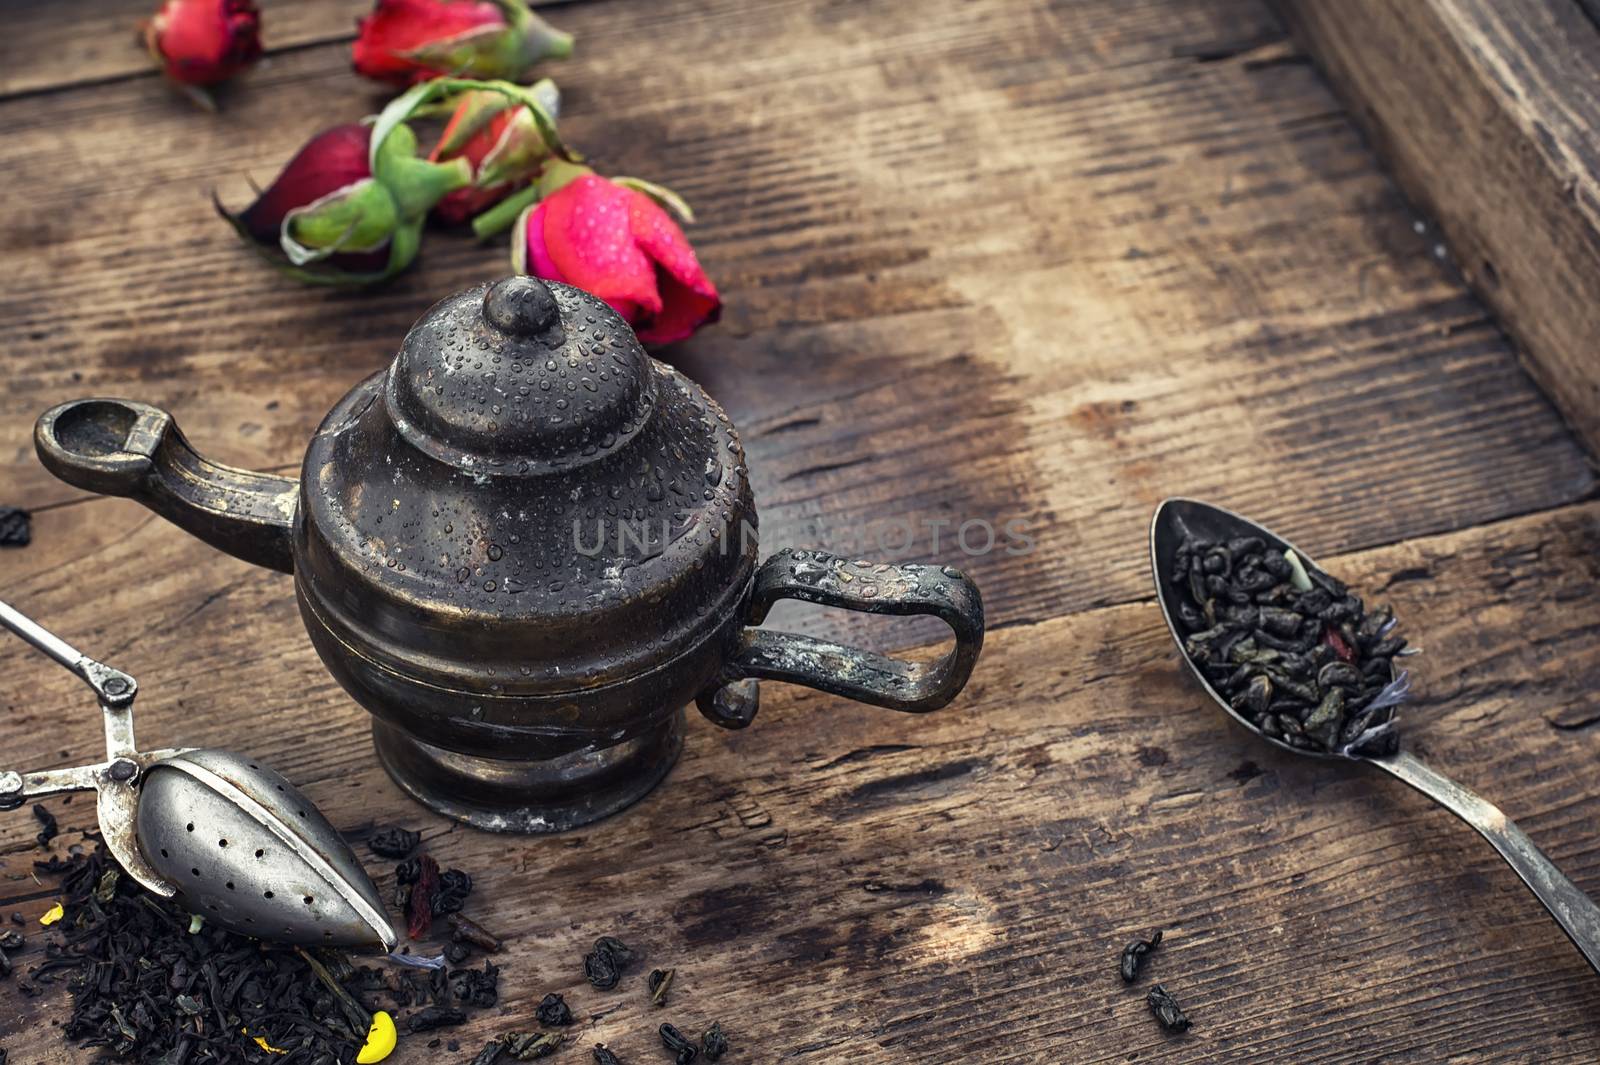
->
<box><xmin>467</xmin><ymin>936</ymin><xmax>730</xmax><ymax>1064</ymax></box>
<box><xmin>1168</xmin><ymin>534</ymin><xmax>1411</xmax><ymax>756</ymax></box>
<box><xmin>27</xmin><ymin>841</ymin><xmax>504</xmax><ymax>1064</ymax></box>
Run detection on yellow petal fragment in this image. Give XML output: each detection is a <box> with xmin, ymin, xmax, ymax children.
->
<box><xmin>356</xmin><ymin>1011</ymin><xmax>397</xmax><ymax>1064</ymax></box>
<box><xmin>39</xmin><ymin>902</ymin><xmax>64</xmax><ymax>926</ymax></box>
<box><xmin>253</xmin><ymin>1035</ymin><xmax>288</xmax><ymax>1055</ymax></box>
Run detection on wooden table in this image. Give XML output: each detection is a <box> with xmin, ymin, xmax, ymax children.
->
<box><xmin>2</xmin><ymin>0</ymin><xmax>1598</xmax><ymax>1060</ymax></box>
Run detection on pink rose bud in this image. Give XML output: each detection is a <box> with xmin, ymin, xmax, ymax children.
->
<box><xmin>140</xmin><ymin>0</ymin><xmax>262</xmax><ymax>107</ymax></box>
<box><xmin>513</xmin><ymin>165</ymin><xmax>721</xmax><ymax>346</ymax></box>
<box><xmin>218</xmin><ymin>122</ymin><xmax>471</xmax><ymax>285</ymax></box>
<box><xmin>429</xmin><ymin>81</ymin><xmax>560</xmax><ymax>226</ymax></box>
<box><xmin>352</xmin><ymin>0</ymin><xmax>572</xmax><ymax>86</ymax></box>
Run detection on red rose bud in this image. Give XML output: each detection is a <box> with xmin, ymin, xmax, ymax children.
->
<box><xmin>513</xmin><ymin>165</ymin><xmax>720</xmax><ymax>346</ymax></box>
<box><xmin>352</xmin><ymin>0</ymin><xmax>572</xmax><ymax>86</ymax></box>
<box><xmin>141</xmin><ymin>0</ymin><xmax>262</xmax><ymax>106</ymax></box>
<box><xmin>429</xmin><ymin>81</ymin><xmax>560</xmax><ymax>226</ymax></box>
<box><xmin>219</xmin><ymin>121</ymin><xmax>471</xmax><ymax>285</ymax></box>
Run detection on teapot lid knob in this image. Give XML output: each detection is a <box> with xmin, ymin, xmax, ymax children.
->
<box><xmin>483</xmin><ymin>275</ymin><xmax>561</xmax><ymax>338</ymax></box>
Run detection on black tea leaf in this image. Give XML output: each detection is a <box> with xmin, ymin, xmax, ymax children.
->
<box><xmin>1119</xmin><ymin>929</ymin><xmax>1163</xmax><ymax>982</ymax></box>
<box><xmin>649</xmin><ymin>967</ymin><xmax>675</xmax><ymax>1006</ymax></box>
<box><xmin>31</xmin><ymin>804</ymin><xmax>57</xmax><ymax>848</ymax></box>
<box><xmin>369</xmin><ymin>826</ymin><xmax>421</xmax><ymax>858</ymax></box>
<box><xmin>584</xmin><ymin>935</ymin><xmax>633</xmax><ymax>989</ymax></box>
<box><xmin>659</xmin><ymin>1022</ymin><xmax>698</xmax><ymax>1064</ymax></box>
<box><xmin>535</xmin><ymin>992</ymin><xmax>573</xmax><ymax>1026</ymax></box>
<box><xmin>701</xmin><ymin>1022</ymin><xmax>728</xmax><ymax>1061</ymax></box>
<box><xmin>0</xmin><ymin>507</ymin><xmax>30</xmax><ymax>548</ymax></box>
<box><xmin>1146</xmin><ymin>984</ymin><xmax>1191</xmax><ymax>1032</ymax></box>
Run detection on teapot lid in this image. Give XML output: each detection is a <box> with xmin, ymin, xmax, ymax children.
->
<box><xmin>296</xmin><ymin>277</ymin><xmax>756</xmax><ymax>695</ymax></box>
<box><xmin>387</xmin><ymin>276</ymin><xmax>657</xmax><ymax>474</ymax></box>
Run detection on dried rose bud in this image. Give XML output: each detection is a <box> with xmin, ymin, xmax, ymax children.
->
<box><xmin>512</xmin><ymin>164</ymin><xmax>720</xmax><ymax>346</ymax></box>
<box><xmin>405</xmin><ymin>855</ymin><xmax>441</xmax><ymax>940</ymax></box>
<box><xmin>352</xmin><ymin>0</ymin><xmax>571</xmax><ymax>86</ymax></box>
<box><xmin>217</xmin><ymin>121</ymin><xmax>470</xmax><ymax>285</ymax></box>
<box><xmin>430</xmin><ymin>81</ymin><xmax>561</xmax><ymax>226</ymax></box>
<box><xmin>140</xmin><ymin>0</ymin><xmax>261</xmax><ymax>108</ymax></box>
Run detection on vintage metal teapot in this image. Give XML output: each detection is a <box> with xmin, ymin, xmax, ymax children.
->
<box><xmin>35</xmin><ymin>277</ymin><xmax>984</xmax><ymax>833</ymax></box>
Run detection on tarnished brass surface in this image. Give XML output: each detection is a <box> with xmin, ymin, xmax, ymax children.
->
<box><xmin>35</xmin><ymin>277</ymin><xmax>987</xmax><ymax>832</ymax></box>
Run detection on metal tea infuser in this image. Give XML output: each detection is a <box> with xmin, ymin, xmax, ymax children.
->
<box><xmin>0</xmin><ymin>598</ymin><xmax>395</xmax><ymax>952</ymax></box>
<box><xmin>1150</xmin><ymin>498</ymin><xmax>1600</xmax><ymax>975</ymax></box>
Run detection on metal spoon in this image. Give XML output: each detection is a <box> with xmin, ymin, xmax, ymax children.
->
<box><xmin>1150</xmin><ymin>498</ymin><xmax>1600</xmax><ymax>974</ymax></box>
<box><xmin>0</xmin><ymin>598</ymin><xmax>396</xmax><ymax>952</ymax></box>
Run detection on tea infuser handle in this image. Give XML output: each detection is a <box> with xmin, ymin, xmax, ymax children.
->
<box><xmin>1370</xmin><ymin>750</ymin><xmax>1600</xmax><ymax>974</ymax></box>
<box><xmin>0</xmin><ymin>598</ymin><xmax>137</xmax><ymax>710</ymax></box>
<box><xmin>0</xmin><ymin>765</ymin><xmax>104</xmax><ymax>809</ymax></box>
<box><xmin>695</xmin><ymin>549</ymin><xmax>984</xmax><ymax>728</ymax></box>
<box><xmin>35</xmin><ymin>398</ymin><xmax>298</xmax><ymax>575</ymax></box>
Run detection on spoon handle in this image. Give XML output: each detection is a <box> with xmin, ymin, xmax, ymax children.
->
<box><xmin>1371</xmin><ymin>750</ymin><xmax>1600</xmax><ymax>973</ymax></box>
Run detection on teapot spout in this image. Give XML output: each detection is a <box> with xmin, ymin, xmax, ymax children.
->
<box><xmin>36</xmin><ymin>399</ymin><xmax>297</xmax><ymax>574</ymax></box>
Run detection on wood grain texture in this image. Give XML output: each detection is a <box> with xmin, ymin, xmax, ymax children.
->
<box><xmin>0</xmin><ymin>0</ymin><xmax>1598</xmax><ymax>1060</ymax></box>
<box><xmin>0</xmin><ymin>0</ymin><xmax>1591</xmax><ymax>653</ymax></box>
<box><xmin>0</xmin><ymin>0</ymin><xmax>345</xmax><ymax>98</ymax></box>
<box><xmin>1275</xmin><ymin>0</ymin><xmax>1600</xmax><ymax>455</ymax></box>
<box><xmin>1</xmin><ymin>500</ymin><xmax>1599</xmax><ymax>1062</ymax></box>
<box><xmin>0</xmin><ymin>0</ymin><xmax>572</xmax><ymax>99</ymax></box>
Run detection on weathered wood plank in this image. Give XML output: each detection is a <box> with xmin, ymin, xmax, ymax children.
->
<box><xmin>0</xmin><ymin>497</ymin><xmax>1597</xmax><ymax>1062</ymax></box>
<box><xmin>3</xmin><ymin>0</ymin><xmax>1600</xmax><ymax>1059</ymax></box>
<box><xmin>0</xmin><ymin>0</ymin><xmax>359</xmax><ymax>99</ymax></box>
<box><xmin>0</xmin><ymin>0</ymin><xmax>1590</xmax><ymax>651</ymax></box>
<box><xmin>0</xmin><ymin>0</ymin><xmax>577</xmax><ymax>99</ymax></box>
<box><xmin>1275</xmin><ymin>0</ymin><xmax>1600</xmax><ymax>455</ymax></box>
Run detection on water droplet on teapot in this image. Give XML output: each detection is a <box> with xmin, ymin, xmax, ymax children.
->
<box><xmin>487</xmin><ymin>544</ymin><xmax>503</xmax><ymax>561</ymax></box>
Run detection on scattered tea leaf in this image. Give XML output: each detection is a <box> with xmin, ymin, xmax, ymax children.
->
<box><xmin>1146</xmin><ymin>984</ymin><xmax>1191</xmax><ymax>1032</ymax></box>
<box><xmin>407</xmin><ymin>1005</ymin><xmax>468</xmax><ymax>1033</ymax></box>
<box><xmin>433</xmin><ymin>868</ymin><xmax>474</xmax><ymax>917</ymax></box>
<box><xmin>584</xmin><ymin>935</ymin><xmax>633</xmax><ymax>990</ymax></box>
<box><xmin>592</xmin><ymin>1045</ymin><xmax>623</xmax><ymax>1064</ymax></box>
<box><xmin>701</xmin><ymin>1022</ymin><xmax>728</xmax><ymax>1061</ymax></box>
<box><xmin>535</xmin><ymin>992</ymin><xmax>573</xmax><ymax>1027</ymax></box>
<box><xmin>1119</xmin><ymin>929</ymin><xmax>1163</xmax><ymax>982</ymax></box>
<box><xmin>649</xmin><ymin>967</ymin><xmax>675</xmax><ymax>1007</ymax></box>
<box><xmin>470</xmin><ymin>1040</ymin><xmax>506</xmax><ymax>1065</ymax></box>
<box><xmin>502</xmin><ymin>1031</ymin><xmax>563</xmax><ymax>1059</ymax></box>
<box><xmin>0</xmin><ymin>507</ymin><xmax>30</xmax><ymax>548</ymax></box>
<box><xmin>450</xmin><ymin>912</ymin><xmax>504</xmax><ymax>952</ymax></box>
<box><xmin>31</xmin><ymin>805</ymin><xmax>56</xmax><ymax>848</ymax></box>
<box><xmin>369</xmin><ymin>826</ymin><xmax>421</xmax><ymax>859</ymax></box>
<box><xmin>659</xmin><ymin>1022</ymin><xmax>698</xmax><ymax>1064</ymax></box>
<box><xmin>449</xmin><ymin>962</ymin><xmax>501</xmax><ymax>1008</ymax></box>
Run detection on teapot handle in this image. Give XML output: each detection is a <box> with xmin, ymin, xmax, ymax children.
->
<box><xmin>35</xmin><ymin>399</ymin><xmax>298</xmax><ymax>574</ymax></box>
<box><xmin>695</xmin><ymin>548</ymin><xmax>984</xmax><ymax>729</ymax></box>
